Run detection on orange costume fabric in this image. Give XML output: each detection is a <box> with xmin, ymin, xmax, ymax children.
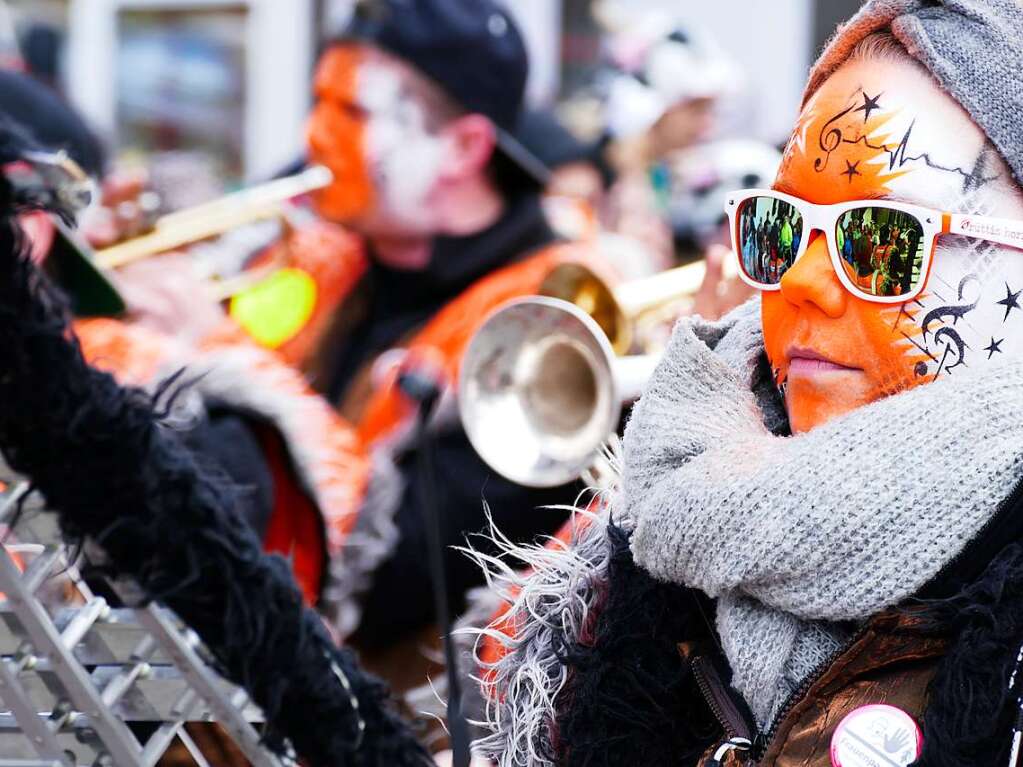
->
<box><xmin>76</xmin><ymin>224</ymin><xmax>600</xmax><ymax>633</ymax></box>
<box><xmin>281</xmin><ymin>235</ymin><xmax>598</xmax><ymax>636</ymax></box>
<box><xmin>74</xmin><ymin>313</ymin><xmax>371</xmax><ymax>607</ymax></box>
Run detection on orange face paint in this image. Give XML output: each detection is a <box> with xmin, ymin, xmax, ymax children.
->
<box><xmin>307</xmin><ymin>45</ymin><xmax>375</xmax><ymax>223</ymax></box>
<box><xmin>307</xmin><ymin>45</ymin><xmax>448</xmax><ymax>240</ymax></box>
<box><xmin>760</xmin><ymin>59</ymin><xmax>1014</xmax><ymax>433</ymax></box>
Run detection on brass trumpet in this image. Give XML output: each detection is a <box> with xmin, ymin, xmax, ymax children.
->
<box><xmin>460</xmin><ymin>255</ymin><xmax>734</xmax><ymax>486</ymax></box>
<box><xmin>538</xmin><ymin>259</ymin><xmax>712</xmax><ymax>354</ymax></box>
<box><xmin>93</xmin><ymin>165</ymin><xmax>334</xmax><ymax>273</ymax></box>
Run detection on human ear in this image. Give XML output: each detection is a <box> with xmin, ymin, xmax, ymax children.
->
<box><xmin>437</xmin><ymin>114</ymin><xmax>498</xmax><ymax>181</ymax></box>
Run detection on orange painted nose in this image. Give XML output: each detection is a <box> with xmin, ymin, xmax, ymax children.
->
<box><xmin>778</xmin><ymin>230</ymin><xmax>848</xmax><ymax>317</ymax></box>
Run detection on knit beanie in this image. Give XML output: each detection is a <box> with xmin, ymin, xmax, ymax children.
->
<box><xmin>804</xmin><ymin>0</ymin><xmax>1023</xmax><ymax>189</ymax></box>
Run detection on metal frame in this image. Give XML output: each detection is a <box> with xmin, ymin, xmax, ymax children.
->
<box><xmin>0</xmin><ymin>481</ymin><xmax>285</xmax><ymax>767</ymax></box>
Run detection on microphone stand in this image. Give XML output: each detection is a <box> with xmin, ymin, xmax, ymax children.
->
<box><xmin>398</xmin><ymin>369</ymin><xmax>471</xmax><ymax>767</ymax></box>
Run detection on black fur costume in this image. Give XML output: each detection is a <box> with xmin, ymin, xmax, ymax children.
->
<box><xmin>0</xmin><ymin>120</ymin><xmax>431</xmax><ymax>767</ymax></box>
<box><xmin>553</xmin><ymin>510</ymin><xmax>1023</xmax><ymax>766</ymax></box>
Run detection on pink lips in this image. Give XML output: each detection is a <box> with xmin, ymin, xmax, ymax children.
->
<box><xmin>786</xmin><ymin>347</ymin><xmax>860</xmax><ymax>376</ymax></box>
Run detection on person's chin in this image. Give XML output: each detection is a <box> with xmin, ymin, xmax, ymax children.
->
<box><xmin>784</xmin><ymin>369</ymin><xmax>872</xmax><ymax>433</ymax></box>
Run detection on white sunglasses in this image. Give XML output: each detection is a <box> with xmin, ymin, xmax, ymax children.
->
<box><xmin>724</xmin><ymin>188</ymin><xmax>1023</xmax><ymax>304</ymax></box>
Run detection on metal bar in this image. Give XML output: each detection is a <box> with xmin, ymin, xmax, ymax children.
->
<box><xmin>169</xmin><ymin>688</ymin><xmax>199</xmax><ymax>720</ymax></box>
<box><xmin>133</xmin><ymin>607</ymin><xmax>280</xmax><ymax>767</ymax></box>
<box><xmin>0</xmin><ymin>609</ymin><xmax>168</xmax><ymax>665</ymax></box>
<box><xmin>0</xmin><ymin>546</ymin><xmax>141</xmax><ymax>765</ymax></box>
<box><xmin>0</xmin><ymin>658</ymin><xmax>67</xmax><ymax>763</ymax></box>
<box><xmin>59</xmin><ymin>598</ymin><xmax>108</xmax><ymax>651</ymax></box>
<box><xmin>128</xmin><ymin>635</ymin><xmax>156</xmax><ymax>664</ymax></box>
<box><xmin>0</xmin><ymin>663</ymin><xmax>242</xmax><ymax>722</ymax></box>
<box><xmin>138</xmin><ymin>722</ymin><xmax>184</xmax><ymax>767</ymax></box>
<box><xmin>99</xmin><ymin>662</ymin><xmax>150</xmax><ymax>708</ymax></box>
<box><xmin>0</xmin><ymin>482</ymin><xmax>31</xmax><ymax>526</ymax></box>
<box><xmin>176</xmin><ymin>729</ymin><xmax>214</xmax><ymax>767</ymax></box>
<box><xmin>19</xmin><ymin>546</ymin><xmax>63</xmax><ymax>596</ymax></box>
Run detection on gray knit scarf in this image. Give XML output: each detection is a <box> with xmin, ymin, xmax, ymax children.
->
<box><xmin>624</xmin><ymin>298</ymin><xmax>1023</xmax><ymax>728</ymax></box>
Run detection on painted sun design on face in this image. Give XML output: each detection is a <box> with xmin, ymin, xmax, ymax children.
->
<box><xmin>786</xmin><ymin>87</ymin><xmax>910</xmax><ymax>195</ymax></box>
<box><xmin>762</xmin><ymin>59</ymin><xmax>1021</xmax><ymax>433</ymax></box>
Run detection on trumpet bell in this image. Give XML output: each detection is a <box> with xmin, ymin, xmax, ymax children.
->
<box><xmin>539</xmin><ymin>263</ymin><xmax>630</xmax><ymax>354</ymax></box>
<box><xmin>459</xmin><ymin>297</ymin><xmax>620</xmax><ymax>488</ymax></box>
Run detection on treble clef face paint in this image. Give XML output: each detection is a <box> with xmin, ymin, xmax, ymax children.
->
<box><xmin>762</xmin><ymin>56</ymin><xmax>1023</xmax><ymax>433</ymax></box>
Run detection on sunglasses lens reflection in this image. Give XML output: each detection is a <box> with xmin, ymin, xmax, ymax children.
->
<box><xmin>736</xmin><ymin>197</ymin><xmax>803</xmax><ymax>286</ymax></box>
<box><xmin>836</xmin><ymin>208</ymin><xmax>925</xmax><ymax>298</ymax></box>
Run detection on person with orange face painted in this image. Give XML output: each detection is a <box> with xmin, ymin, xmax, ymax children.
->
<box><xmin>285</xmin><ymin>0</ymin><xmax>619</xmax><ymax>660</ymax></box>
<box><xmin>468</xmin><ymin>2</ymin><xmax>1023</xmax><ymax>766</ymax></box>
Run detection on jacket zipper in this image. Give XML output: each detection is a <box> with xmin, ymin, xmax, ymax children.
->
<box><xmin>690</xmin><ymin>655</ymin><xmax>756</xmax><ymax>765</ymax></box>
<box><xmin>752</xmin><ymin>623</ymin><xmax>870</xmax><ymax>762</ymax></box>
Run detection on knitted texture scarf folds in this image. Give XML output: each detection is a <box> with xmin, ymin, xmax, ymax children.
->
<box><xmin>624</xmin><ymin>298</ymin><xmax>1023</xmax><ymax>727</ymax></box>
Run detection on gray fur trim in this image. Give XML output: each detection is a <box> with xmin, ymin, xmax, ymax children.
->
<box><xmin>321</xmin><ymin>449</ymin><xmax>404</xmax><ymax>637</ymax></box>
<box><xmin>153</xmin><ymin>344</ymin><xmax>405</xmax><ymax>639</ymax></box>
<box><xmin>460</xmin><ymin>500</ymin><xmax>624</xmax><ymax>767</ymax></box>
<box><xmin>156</xmin><ymin>345</ymin><xmax>363</xmax><ymax>539</ymax></box>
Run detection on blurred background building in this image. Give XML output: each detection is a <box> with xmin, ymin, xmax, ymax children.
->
<box><xmin>4</xmin><ymin>0</ymin><xmax>861</xmax><ymax>198</ymax></box>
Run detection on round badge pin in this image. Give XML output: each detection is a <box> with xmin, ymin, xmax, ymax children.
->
<box><xmin>830</xmin><ymin>704</ymin><xmax>922</xmax><ymax>767</ymax></box>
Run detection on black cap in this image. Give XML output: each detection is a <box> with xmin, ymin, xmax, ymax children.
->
<box><xmin>0</xmin><ymin>69</ymin><xmax>107</xmax><ymax>178</ymax></box>
<box><xmin>339</xmin><ymin>0</ymin><xmax>550</xmax><ymax>189</ymax></box>
<box><xmin>514</xmin><ymin>110</ymin><xmax>593</xmax><ymax>170</ymax></box>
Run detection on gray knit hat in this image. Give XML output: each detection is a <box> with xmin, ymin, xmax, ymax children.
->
<box><xmin>805</xmin><ymin>0</ymin><xmax>1023</xmax><ymax>188</ymax></box>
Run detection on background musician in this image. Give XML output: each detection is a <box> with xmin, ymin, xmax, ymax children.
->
<box><xmin>300</xmin><ymin>0</ymin><xmax>611</xmax><ymax>653</ymax></box>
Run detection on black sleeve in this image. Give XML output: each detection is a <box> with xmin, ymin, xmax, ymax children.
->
<box><xmin>353</xmin><ymin>426</ymin><xmax>577</xmax><ymax>648</ymax></box>
<box><xmin>181</xmin><ymin>410</ymin><xmax>275</xmax><ymax>539</ymax></box>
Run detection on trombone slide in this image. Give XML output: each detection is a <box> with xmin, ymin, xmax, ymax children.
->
<box><xmin>94</xmin><ymin>165</ymin><xmax>333</xmax><ymax>270</ymax></box>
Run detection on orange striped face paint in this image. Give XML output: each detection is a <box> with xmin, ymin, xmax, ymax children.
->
<box><xmin>763</xmin><ymin>59</ymin><xmax>1023</xmax><ymax>433</ymax></box>
<box><xmin>307</xmin><ymin>45</ymin><xmax>448</xmax><ymax>235</ymax></box>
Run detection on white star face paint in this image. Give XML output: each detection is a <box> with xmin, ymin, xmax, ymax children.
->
<box><xmin>869</xmin><ymin>82</ymin><xmax>1023</xmax><ymax>386</ymax></box>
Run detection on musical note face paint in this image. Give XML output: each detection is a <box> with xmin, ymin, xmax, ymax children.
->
<box><xmin>762</xmin><ymin>58</ymin><xmax>1023</xmax><ymax>433</ymax></box>
<box><xmin>307</xmin><ymin>45</ymin><xmax>447</xmax><ymax>233</ymax></box>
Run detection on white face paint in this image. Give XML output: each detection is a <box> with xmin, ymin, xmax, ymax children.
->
<box><xmin>358</xmin><ymin>62</ymin><xmax>448</xmax><ymax>230</ymax></box>
<box><xmin>871</xmin><ymin>70</ymin><xmax>1023</xmax><ymax>381</ymax></box>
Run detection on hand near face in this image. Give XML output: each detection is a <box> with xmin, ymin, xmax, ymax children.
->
<box><xmin>114</xmin><ymin>252</ymin><xmax>227</xmax><ymax>344</ymax></box>
<box><xmin>78</xmin><ymin>167</ymin><xmax>157</xmax><ymax>249</ymax></box>
<box><xmin>692</xmin><ymin>243</ymin><xmax>755</xmax><ymax>321</ymax></box>
<box><xmin>763</xmin><ymin>57</ymin><xmax>1023</xmax><ymax>432</ymax></box>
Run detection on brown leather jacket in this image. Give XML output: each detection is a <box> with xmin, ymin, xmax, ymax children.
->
<box><xmin>694</xmin><ymin>611</ymin><xmax>948</xmax><ymax>766</ymax></box>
